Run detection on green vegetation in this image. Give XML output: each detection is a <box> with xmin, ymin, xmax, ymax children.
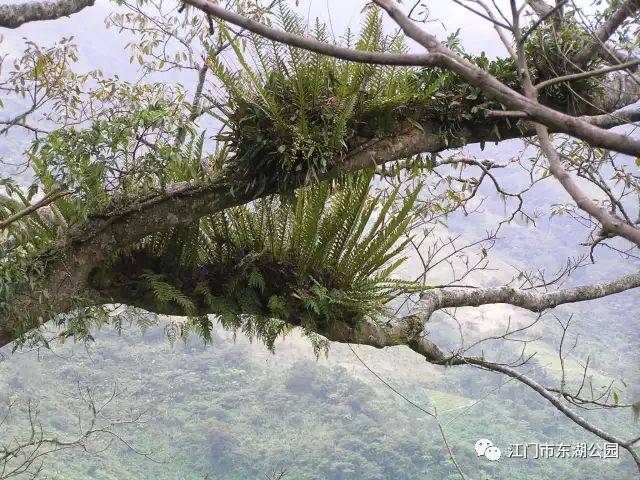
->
<box><xmin>524</xmin><ymin>19</ymin><xmax>605</xmax><ymax>113</ymax></box>
<box><xmin>108</xmin><ymin>171</ymin><xmax>422</xmax><ymax>352</ymax></box>
<box><xmin>0</xmin><ymin>3</ymin><xmax>636</xmax><ymax>480</ymax></box>
<box><xmin>0</xmin><ymin>6</ymin><xmax>609</xmax><ymax>351</ymax></box>
<box><xmin>214</xmin><ymin>7</ymin><xmax>605</xmax><ymax>194</ymax></box>
<box><xmin>213</xmin><ymin>6</ymin><xmax>521</xmax><ymax>190</ymax></box>
<box><xmin>0</xmin><ymin>320</ymin><xmax>635</xmax><ymax>480</ymax></box>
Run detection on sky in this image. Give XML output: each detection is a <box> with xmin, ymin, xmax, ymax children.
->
<box><xmin>0</xmin><ymin>0</ymin><xmax>515</xmax><ymax>74</ymax></box>
<box><xmin>293</xmin><ymin>0</ymin><xmax>513</xmax><ymax>57</ymax></box>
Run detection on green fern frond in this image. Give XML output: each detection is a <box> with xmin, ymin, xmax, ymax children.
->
<box><xmin>142</xmin><ymin>272</ymin><xmax>198</xmax><ymax>317</ymax></box>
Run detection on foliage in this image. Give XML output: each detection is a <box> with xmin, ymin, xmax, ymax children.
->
<box><xmin>215</xmin><ymin>5</ymin><xmax>501</xmax><ymax>190</ymax></box>
<box><xmin>211</xmin><ymin>5</ymin><xmax>392</xmax><ymax>191</ymax></box>
<box><xmin>523</xmin><ymin>17</ymin><xmax>605</xmax><ymax>114</ymax></box>
<box><xmin>30</xmin><ymin>85</ymin><xmax>198</xmax><ymax>223</ymax></box>
<box><xmin>210</xmin><ymin>5</ymin><xmax>604</xmax><ymax>196</ymax></box>
<box><xmin>1</xmin><ymin>321</ymin><xmax>636</xmax><ymax>480</ymax></box>
<box><xmin>130</xmin><ymin>171</ymin><xmax>421</xmax><ymax>352</ymax></box>
<box><xmin>0</xmin><ymin>1</ymin><xmax>617</xmax><ymax>354</ymax></box>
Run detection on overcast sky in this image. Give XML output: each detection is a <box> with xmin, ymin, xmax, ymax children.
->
<box><xmin>0</xmin><ymin>0</ymin><xmax>515</xmax><ymax>77</ymax></box>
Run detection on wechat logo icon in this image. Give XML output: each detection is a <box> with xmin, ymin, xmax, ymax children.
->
<box><xmin>475</xmin><ymin>439</ymin><xmax>501</xmax><ymax>462</ymax></box>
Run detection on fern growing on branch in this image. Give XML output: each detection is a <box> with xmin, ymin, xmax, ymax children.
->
<box><xmin>122</xmin><ymin>171</ymin><xmax>422</xmax><ymax>352</ymax></box>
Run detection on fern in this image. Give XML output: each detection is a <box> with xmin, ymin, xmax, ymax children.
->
<box><xmin>135</xmin><ymin>170</ymin><xmax>421</xmax><ymax>349</ymax></box>
<box><xmin>142</xmin><ymin>272</ymin><xmax>198</xmax><ymax>317</ymax></box>
<box><xmin>213</xmin><ymin>5</ymin><xmax>417</xmax><ymax>192</ymax></box>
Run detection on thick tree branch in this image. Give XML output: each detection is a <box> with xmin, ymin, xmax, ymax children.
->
<box><xmin>371</xmin><ymin>0</ymin><xmax>640</xmax><ymax>156</ymax></box>
<box><xmin>0</xmin><ymin>124</ymin><xmax>458</xmax><ymax>348</ymax></box>
<box><xmin>417</xmin><ymin>271</ymin><xmax>640</xmax><ymax>320</ymax></box>
<box><xmin>0</xmin><ymin>0</ymin><xmax>95</xmax><ymax>29</ymax></box>
<box><xmin>573</xmin><ymin>0</ymin><xmax>640</xmax><ymax>67</ymax></box>
<box><xmin>1</xmin><ymin>108</ymin><xmax>638</xmax><ymax>349</ymax></box>
<box><xmin>525</xmin><ymin>0</ymin><xmax>552</xmax><ymax>17</ymax></box>
<box><xmin>580</xmin><ymin>103</ymin><xmax>640</xmax><ymax>128</ymax></box>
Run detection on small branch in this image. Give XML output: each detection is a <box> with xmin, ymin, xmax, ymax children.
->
<box><xmin>182</xmin><ymin>0</ymin><xmax>436</xmax><ymax>66</ymax></box>
<box><xmin>535</xmin><ymin>58</ymin><xmax>640</xmax><ymax>91</ymax></box>
<box><xmin>418</xmin><ymin>271</ymin><xmax>640</xmax><ymax>319</ymax></box>
<box><xmin>580</xmin><ymin>104</ymin><xmax>640</xmax><ymax>129</ymax></box>
<box><xmin>486</xmin><ymin>109</ymin><xmax>529</xmax><ymax>118</ymax></box>
<box><xmin>450</xmin><ymin>0</ymin><xmax>512</xmax><ymax>30</ymax></box>
<box><xmin>545</xmin><ymin>388</ymin><xmax>635</xmax><ymax>409</ymax></box>
<box><xmin>347</xmin><ymin>345</ymin><xmax>467</xmax><ymax>479</ymax></box>
<box><xmin>464</xmin><ymin>0</ymin><xmax>516</xmax><ymax>58</ymax></box>
<box><xmin>537</xmin><ymin>125</ymin><xmax>640</xmax><ymax>246</ymax></box>
<box><xmin>448</xmin><ymin>357</ymin><xmax>640</xmax><ymax>469</ymax></box>
<box><xmin>433</xmin><ymin>408</ymin><xmax>467</xmax><ymax>480</ymax></box>
<box><xmin>0</xmin><ymin>189</ymin><xmax>73</xmax><ymax>230</ymax></box>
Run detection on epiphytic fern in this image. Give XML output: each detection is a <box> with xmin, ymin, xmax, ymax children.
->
<box><xmin>134</xmin><ymin>170</ymin><xmax>422</xmax><ymax>351</ymax></box>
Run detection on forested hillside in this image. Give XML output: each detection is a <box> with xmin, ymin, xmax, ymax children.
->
<box><xmin>1</xmin><ymin>310</ymin><xmax>637</xmax><ymax>479</ymax></box>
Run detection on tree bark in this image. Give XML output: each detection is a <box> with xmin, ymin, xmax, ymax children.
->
<box><xmin>0</xmin><ymin>0</ymin><xmax>95</xmax><ymax>28</ymax></box>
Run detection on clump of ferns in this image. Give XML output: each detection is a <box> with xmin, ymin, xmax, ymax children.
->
<box><xmin>137</xmin><ymin>171</ymin><xmax>423</xmax><ymax>352</ymax></box>
<box><xmin>211</xmin><ymin>5</ymin><xmax>416</xmax><ymax>194</ymax></box>
<box><xmin>210</xmin><ymin>4</ymin><xmax>547</xmax><ymax>180</ymax></box>
<box><xmin>523</xmin><ymin>18</ymin><xmax>605</xmax><ymax>114</ymax></box>
<box><xmin>357</xmin><ymin>53</ymin><xmax>523</xmax><ymax>147</ymax></box>
<box><xmin>211</xmin><ymin>4</ymin><xmax>611</xmax><ymax>175</ymax></box>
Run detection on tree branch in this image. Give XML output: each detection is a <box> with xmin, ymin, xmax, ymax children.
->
<box><xmin>0</xmin><ymin>189</ymin><xmax>73</xmax><ymax>230</ymax></box>
<box><xmin>448</xmin><ymin>357</ymin><xmax>640</xmax><ymax>469</ymax></box>
<box><xmin>371</xmin><ymin>0</ymin><xmax>640</xmax><ymax>156</ymax></box>
<box><xmin>573</xmin><ymin>0</ymin><xmax>640</xmax><ymax>67</ymax></box>
<box><xmin>1</xmin><ymin>107</ymin><xmax>638</xmax><ymax>349</ymax></box>
<box><xmin>0</xmin><ymin>0</ymin><xmax>95</xmax><ymax>29</ymax></box>
<box><xmin>535</xmin><ymin>58</ymin><xmax>640</xmax><ymax>91</ymax></box>
<box><xmin>525</xmin><ymin>0</ymin><xmax>553</xmax><ymax>17</ymax></box>
<box><xmin>183</xmin><ymin>0</ymin><xmax>436</xmax><ymax>66</ymax></box>
<box><xmin>418</xmin><ymin>271</ymin><xmax>640</xmax><ymax>319</ymax></box>
<box><xmin>580</xmin><ymin>104</ymin><xmax>640</xmax><ymax>129</ymax></box>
